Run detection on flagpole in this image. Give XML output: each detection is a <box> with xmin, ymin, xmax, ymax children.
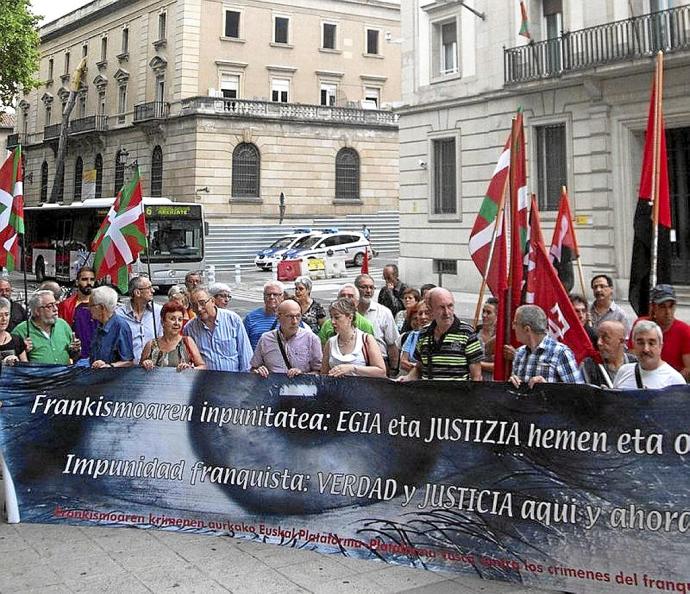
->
<box><xmin>138</xmin><ymin>166</ymin><xmax>159</xmax><ymax>342</ymax></box>
<box><xmin>473</xmin><ymin>172</ymin><xmax>510</xmax><ymax>328</ymax></box>
<box><xmin>650</xmin><ymin>51</ymin><xmax>663</xmax><ymax>290</ymax></box>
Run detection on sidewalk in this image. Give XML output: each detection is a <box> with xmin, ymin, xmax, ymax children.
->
<box><xmin>0</xmin><ymin>521</ymin><xmax>560</xmax><ymax>593</ymax></box>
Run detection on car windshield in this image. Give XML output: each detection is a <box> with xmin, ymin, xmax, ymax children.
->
<box><xmin>271</xmin><ymin>236</ymin><xmax>298</xmax><ymax>249</ymax></box>
<box><xmin>293</xmin><ymin>235</ymin><xmax>321</xmax><ymax>249</ymax></box>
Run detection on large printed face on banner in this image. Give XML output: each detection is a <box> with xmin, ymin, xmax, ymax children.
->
<box><xmin>1</xmin><ymin>367</ymin><xmax>689</xmax><ymax>593</ymax></box>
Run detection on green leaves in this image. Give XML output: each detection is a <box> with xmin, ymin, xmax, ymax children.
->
<box><xmin>0</xmin><ymin>0</ymin><xmax>41</xmax><ymax>105</ymax></box>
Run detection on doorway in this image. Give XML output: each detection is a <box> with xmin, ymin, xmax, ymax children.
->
<box><xmin>668</xmin><ymin>127</ymin><xmax>690</xmax><ymax>285</ymax></box>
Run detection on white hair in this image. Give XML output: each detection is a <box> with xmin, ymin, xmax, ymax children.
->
<box><xmin>263</xmin><ymin>280</ymin><xmax>285</xmax><ymax>293</ymax></box>
<box><xmin>90</xmin><ymin>286</ymin><xmax>119</xmax><ymax>312</ymax></box>
<box><xmin>633</xmin><ymin>320</ymin><xmax>663</xmax><ymax>344</ymax></box>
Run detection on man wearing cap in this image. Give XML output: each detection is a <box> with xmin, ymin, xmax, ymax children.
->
<box><xmin>209</xmin><ymin>282</ymin><xmax>232</xmax><ymax>310</ymax></box>
<box><xmin>645</xmin><ymin>284</ymin><xmax>690</xmax><ymax>381</ymax></box>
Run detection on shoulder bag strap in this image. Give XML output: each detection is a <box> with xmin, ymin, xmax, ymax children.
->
<box><xmin>275</xmin><ymin>330</ymin><xmax>292</xmax><ymax>370</ymax></box>
<box><xmin>634</xmin><ymin>363</ymin><xmax>644</xmax><ymax>389</ymax></box>
<box><xmin>362</xmin><ymin>332</ymin><xmax>370</xmax><ymax>366</ymax></box>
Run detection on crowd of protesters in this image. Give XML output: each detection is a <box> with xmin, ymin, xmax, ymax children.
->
<box><xmin>1</xmin><ymin>264</ymin><xmax>688</xmax><ymax>391</ymax></box>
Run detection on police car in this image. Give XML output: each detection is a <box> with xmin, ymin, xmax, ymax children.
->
<box><xmin>254</xmin><ymin>229</ymin><xmax>320</xmax><ymax>270</ymax></box>
<box><xmin>280</xmin><ymin>229</ymin><xmax>371</xmax><ymax>267</ymax></box>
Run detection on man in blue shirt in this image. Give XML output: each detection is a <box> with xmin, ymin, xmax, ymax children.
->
<box><xmin>117</xmin><ymin>275</ymin><xmax>163</xmax><ymax>364</ymax></box>
<box><xmin>184</xmin><ymin>287</ymin><xmax>252</xmax><ymax>372</ymax></box>
<box><xmin>243</xmin><ymin>280</ymin><xmax>285</xmax><ymax>349</ymax></box>
<box><xmin>88</xmin><ymin>286</ymin><xmax>135</xmax><ymax>369</ymax></box>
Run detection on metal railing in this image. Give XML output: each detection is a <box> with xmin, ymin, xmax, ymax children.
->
<box><xmin>505</xmin><ymin>4</ymin><xmax>690</xmax><ymax>83</ymax></box>
<box><xmin>180</xmin><ymin>97</ymin><xmax>399</xmax><ymax>127</ymax></box>
<box><xmin>133</xmin><ymin>101</ymin><xmax>170</xmax><ymax>122</ymax></box>
<box><xmin>43</xmin><ymin>123</ymin><xmax>62</xmax><ymax>140</ymax></box>
<box><xmin>69</xmin><ymin>114</ymin><xmax>108</xmax><ymax>134</ymax></box>
<box><xmin>6</xmin><ymin>133</ymin><xmax>20</xmax><ymax>149</ymax></box>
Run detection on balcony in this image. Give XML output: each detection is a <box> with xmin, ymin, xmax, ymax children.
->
<box><xmin>133</xmin><ymin>101</ymin><xmax>170</xmax><ymax>122</ymax></box>
<box><xmin>69</xmin><ymin>115</ymin><xmax>108</xmax><ymax>135</ymax></box>
<box><xmin>6</xmin><ymin>133</ymin><xmax>21</xmax><ymax>149</ymax></box>
<box><xmin>43</xmin><ymin>123</ymin><xmax>62</xmax><ymax>140</ymax></box>
<box><xmin>504</xmin><ymin>4</ymin><xmax>690</xmax><ymax>84</ymax></box>
<box><xmin>179</xmin><ymin>97</ymin><xmax>399</xmax><ymax>128</ymax></box>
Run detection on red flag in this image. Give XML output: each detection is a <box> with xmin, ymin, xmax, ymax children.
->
<box><xmin>92</xmin><ymin>168</ymin><xmax>147</xmax><ymax>292</ymax></box>
<box><xmin>548</xmin><ymin>187</ymin><xmax>578</xmax><ymax>292</ymax></box>
<box><xmin>360</xmin><ymin>245</ymin><xmax>369</xmax><ymax>275</ymax></box>
<box><xmin>492</xmin><ymin>217</ymin><xmax>509</xmax><ymax>381</ymax></box>
<box><xmin>526</xmin><ymin>198</ymin><xmax>597</xmax><ymax>364</ymax></box>
<box><xmin>0</xmin><ymin>147</ymin><xmax>25</xmax><ymax>271</ymax></box>
<box><xmin>469</xmin><ymin>133</ymin><xmax>510</xmax><ymax>297</ymax></box>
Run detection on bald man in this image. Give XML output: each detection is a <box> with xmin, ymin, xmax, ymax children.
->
<box><xmin>580</xmin><ymin>320</ymin><xmax>636</xmax><ymax>388</ymax></box>
<box><xmin>400</xmin><ymin>288</ymin><xmax>483</xmax><ymax>382</ymax></box>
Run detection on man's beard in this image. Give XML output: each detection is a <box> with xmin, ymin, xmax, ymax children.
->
<box><xmin>80</xmin><ymin>286</ymin><xmax>93</xmax><ymax>296</ymax></box>
<box><xmin>42</xmin><ymin>316</ymin><xmax>56</xmax><ymax>326</ymax></box>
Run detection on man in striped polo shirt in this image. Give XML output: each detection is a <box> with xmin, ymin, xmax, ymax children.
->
<box><xmin>400</xmin><ymin>288</ymin><xmax>483</xmax><ymax>381</ymax></box>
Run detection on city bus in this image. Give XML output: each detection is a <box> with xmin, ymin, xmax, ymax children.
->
<box><xmin>24</xmin><ymin>197</ymin><xmax>206</xmax><ymax>290</ymax></box>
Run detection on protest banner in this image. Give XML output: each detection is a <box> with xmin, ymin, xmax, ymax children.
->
<box><xmin>1</xmin><ymin>366</ymin><xmax>688</xmax><ymax>593</ymax></box>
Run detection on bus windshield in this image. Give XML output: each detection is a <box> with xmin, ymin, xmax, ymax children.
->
<box><xmin>141</xmin><ymin>203</ymin><xmax>204</xmax><ymax>263</ymax></box>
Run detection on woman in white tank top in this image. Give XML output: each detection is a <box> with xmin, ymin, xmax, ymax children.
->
<box><xmin>321</xmin><ymin>298</ymin><xmax>386</xmax><ymax>378</ymax></box>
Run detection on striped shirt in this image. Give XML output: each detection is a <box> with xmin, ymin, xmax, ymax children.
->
<box><xmin>512</xmin><ymin>334</ymin><xmax>583</xmax><ymax>384</ymax></box>
<box><xmin>243</xmin><ymin>307</ymin><xmax>279</xmax><ymax>350</ymax></box>
<box><xmin>183</xmin><ymin>308</ymin><xmax>252</xmax><ymax>372</ymax></box>
<box><xmin>414</xmin><ymin>318</ymin><xmax>483</xmax><ymax>380</ymax></box>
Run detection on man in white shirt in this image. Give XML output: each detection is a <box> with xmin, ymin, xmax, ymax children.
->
<box><xmin>354</xmin><ymin>274</ymin><xmax>399</xmax><ymax>375</ymax></box>
<box><xmin>613</xmin><ymin>320</ymin><xmax>686</xmax><ymax>389</ymax></box>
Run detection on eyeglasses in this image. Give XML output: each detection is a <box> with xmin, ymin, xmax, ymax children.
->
<box><xmin>281</xmin><ymin>313</ymin><xmax>302</xmax><ymax>320</ymax></box>
<box><xmin>39</xmin><ymin>303</ymin><xmax>59</xmax><ymax>310</ymax></box>
<box><xmin>192</xmin><ymin>298</ymin><xmax>212</xmax><ymax>308</ymax></box>
<box><xmin>264</xmin><ymin>292</ymin><xmax>282</xmax><ymax>298</ymax></box>
<box><xmin>359</xmin><ymin>285</ymin><xmax>375</xmax><ymax>291</ymax></box>
<box><xmin>215</xmin><ymin>293</ymin><xmax>231</xmax><ymax>300</ymax></box>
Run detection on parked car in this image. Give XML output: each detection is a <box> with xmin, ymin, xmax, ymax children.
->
<box><xmin>254</xmin><ymin>229</ymin><xmax>319</xmax><ymax>270</ymax></box>
<box><xmin>281</xmin><ymin>230</ymin><xmax>371</xmax><ymax>267</ymax></box>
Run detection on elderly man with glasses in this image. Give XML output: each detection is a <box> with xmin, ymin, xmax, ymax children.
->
<box><xmin>12</xmin><ymin>290</ymin><xmax>81</xmax><ymax>364</ymax></box>
<box><xmin>183</xmin><ymin>286</ymin><xmax>253</xmax><ymax>372</ymax></box>
<box><xmin>116</xmin><ymin>275</ymin><xmax>163</xmax><ymax>364</ymax></box>
<box><xmin>209</xmin><ymin>282</ymin><xmax>233</xmax><ymax>310</ymax></box>
<box><xmin>243</xmin><ymin>280</ymin><xmax>286</xmax><ymax>350</ymax></box>
<box><xmin>89</xmin><ymin>286</ymin><xmax>135</xmax><ymax>369</ymax></box>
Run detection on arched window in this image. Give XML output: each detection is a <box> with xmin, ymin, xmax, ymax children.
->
<box><xmin>74</xmin><ymin>156</ymin><xmax>83</xmax><ymax>200</ymax></box>
<box><xmin>40</xmin><ymin>161</ymin><xmax>49</xmax><ymax>203</ymax></box>
<box><xmin>231</xmin><ymin>143</ymin><xmax>260</xmax><ymax>198</ymax></box>
<box><xmin>114</xmin><ymin>149</ymin><xmax>125</xmax><ymax>195</ymax></box>
<box><xmin>95</xmin><ymin>154</ymin><xmax>103</xmax><ymax>199</ymax></box>
<box><xmin>151</xmin><ymin>145</ymin><xmax>163</xmax><ymax>197</ymax></box>
<box><xmin>335</xmin><ymin>147</ymin><xmax>360</xmax><ymax>201</ymax></box>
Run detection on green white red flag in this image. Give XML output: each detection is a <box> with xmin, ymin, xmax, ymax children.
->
<box><xmin>519</xmin><ymin>1</ymin><xmax>532</xmax><ymax>40</ymax></box>
<box><xmin>468</xmin><ymin>134</ymin><xmax>510</xmax><ymax>297</ymax></box>
<box><xmin>92</xmin><ymin>168</ymin><xmax>147</xmax><ymax>292</ymax></box>
<box><xmin>0</xmin><ymin>147</ymin><xmax>25</xmax><ymax>271</ymax></box>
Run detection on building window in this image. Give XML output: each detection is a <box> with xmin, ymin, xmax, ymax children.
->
<box><xmin>432</xmin><ymin>138</ymin><xmax>457</xmax><ymax>215</ymax></box>
<box><xmin>98</xmin><ymin>91</ymin><xmax>106</xmax><ymax>115</ymax></box>
<box><xmin>45</xmin><ymin>105</ymin><xmax>51</xmax><ymax>126</ymax></box>
<box><xmin>155</xmin><ymin>75</ymin><xmax>165</xmax><ymax>102</ymax></box>
<box><xmin>121</xmin><ymin>27</ymin><xmax>129</xmax><ymax>54</ymax></box>
<box><xmin>335</xmin><ymin>147</ymin><xmax>360</xmax><ymax>201</ymax></box>
<box><xmin>158</xmin><ymin>12</ymin><xmax>167</xmax><ymax>40</ymax></box>
<box><xmin>64</xmin><ymin>51</ymin><xmax>70</xmax><ymax>74</ymax></box>
<box><xmin>366</xmin><ymin>28</ymin><xmax>379</xmax><ymax>55</ymax></box>
<box><xmin>224</xmin><ymin>10</ymin><xmax>240</xmax><ymax>38</ymax></box>
<box><xmin>320</xmin><ymin>83</ymin><xmax>337</xmax><ymax>106</ymax></box>
<box><xmin>274</xmin><ymin>16</ymin><xmax>289</xmax><ymax>44</ymax></box>
<box><xmin>101</xmin><ymin>37</ymin><xmax>108</xmax><ymax>61</ymax></box>
<box><xmin>74</xmin><ymin>157</ymin><xmax>83</xmax><ymax>200</ymax></box>
<box><xmin>82</xmin><ymin>43</ymin><xmax>88</xmax><ymax>58</ymax></box>
<box><xmin>95</xmin><ymin>153</ymin><xmax>103</xmax><ymax>199</ymax></box>
<box><xmin>151</xmin><ymin>146</ymin><xmax>163</xmax><ymax>197</ymax></box>
<box><xmin>322</xmin><ymin>22</ymin><xmax>337</xmax><ymax>49</ymax></box>
<box><xmin>48</xmin><ymin>58</ymin><xmax>54</xmax><ymax>80</ymax></box>
<box><xmin>220</xmin><ymin>73</ymin><xmax>239</xmax><ymax>99</ymax></box>
<box><xmin>78</xmin><ymin>94</ymin><xmax>86</xmax><ymax>118</ymax></box>
<box><xmin>535</xmin><ymin>123</ymin><xmax>567</xmax><ymax>211</ymax></box>
<box><xmin>118</xmin><ymin>85</ymin><xmax>127</xmax><ymax>123</ymax></box>
<box><xmin>363</xmin><ymin>86</ymin><xmax>380</xmax><ymax>108</ymax></box>
<box><xmin>432</xmin><ymin>19</ymin><xmax>458</xmax><ymax>77</ymax></box>
<box><xmin>114</xmin><ymin>150</ymin><xmax>125</xmax><ymax>195</ymax></box>
<box><xmin>40</xmin><ymin>161</ymin><xmax>49</xmax><ymax>203</ymax></box>
<box><xmin>232</xmin><ymin>143</ymin><xmax>260</xmax><ymax>198</ymax></box>
<box><xmin>271</xmin><ymin>78</ymin><xmax>289</xmax><ymax>103</ymax></box>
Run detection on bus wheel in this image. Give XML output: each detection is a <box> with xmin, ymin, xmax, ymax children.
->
<box><xmin>35</xmin><ymin>258</ymin><xmax>46</xmax><ymax>283</ymax></box>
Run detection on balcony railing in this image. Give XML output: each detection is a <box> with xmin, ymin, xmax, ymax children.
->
<box><xmin>133</xmin><ymin>101</ymin><xmax>170</xmax><ymax>122</ymax></box>
<box><xmin>179</xmin><ymin>97</ymin><xmax>399</xmax><ymax>127</ymax></box>
<box><xmin>69</xmin><ymin>115</ymin><xmax>108</xmax><ymax>135</ymax></box>
<box><xmin>505</xmin><ymin>4</ymin><xmax>690</xmax><ymax>84</ymax></box>
<box><xmin>6</xmin><ymin>133</ymin><xmax>20</xmax><ymax>149</ymax></box>
<box><xmin>43</xmin><ymin>123</ymin><xmax>62</xmax><ymax>140</ymax></box>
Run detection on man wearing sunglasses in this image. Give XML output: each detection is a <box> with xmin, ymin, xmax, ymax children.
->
<box><xmin>11</xmin><ymin>290</ymin><xmax>81</xmax><ymax>364</ymax></box>
<box><xmin>183</xmin><ymin>286</ymin><xmax>252</xmax><ymax>372</ymax></box>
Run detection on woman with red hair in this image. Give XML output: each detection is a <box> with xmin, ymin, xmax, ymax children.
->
<box><xmin>140</xmin><ymin>301</ymin><xmax>205</xmax><ymax>371</ymax></box>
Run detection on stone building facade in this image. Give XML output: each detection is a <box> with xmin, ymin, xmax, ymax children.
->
<box><xmin>12</xmin><ymin>0</ymin><xmax>401</xmax><ymax>223</ymax></box>
<box><xmin>398</xmin><ymin>0</ymin><xmax>690</xmax><ymax>294</ymax></box>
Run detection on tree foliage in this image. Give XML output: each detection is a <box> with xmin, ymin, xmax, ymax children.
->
<box><xmin>0</xmin><ymin>0</ymin><xmax>41</xmax><ymax>105</ymax></box>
